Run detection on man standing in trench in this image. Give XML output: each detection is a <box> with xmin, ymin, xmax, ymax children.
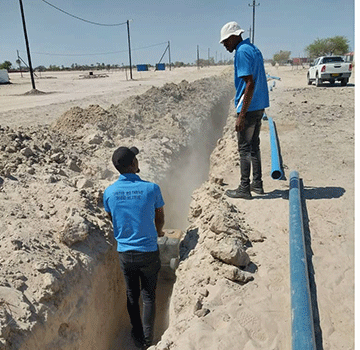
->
<box><xmin>220</xmin><ymin>21</ymin><xmax>269</xmax><ymax>199</ymax></box>
<box><xmin>103</xmin><ymin>146</ymin><xmax>165</xmax><ymax>348</ymax></box>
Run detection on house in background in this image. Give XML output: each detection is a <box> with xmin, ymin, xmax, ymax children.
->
<box><xmin>292</xmin><ymin>57</ymin><xmax>309</xmax><ymax>66</ymax></box>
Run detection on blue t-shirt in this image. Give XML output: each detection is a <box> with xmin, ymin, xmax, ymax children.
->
<box><xmin>234</xmin><ymin>38</ymin><xmax>269</xmax><ymax>113</ymax></box>
<box><xmin>103</xmin><ymin>173</ymin><xmax>165</xmax><ymax>252</ymax></box>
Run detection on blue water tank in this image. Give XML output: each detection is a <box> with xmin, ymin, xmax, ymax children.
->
<box><xmin>156</xmin><ymin>63</ymin><xmax>165</xmax><ymax>71</ymax></box>
<box><xmin>137</xmin><ymin>64</ymin><xmax>148</xmax><ymax>71</ymax></box>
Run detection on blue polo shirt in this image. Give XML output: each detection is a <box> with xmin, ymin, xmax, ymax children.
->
<box><xmin>234</xmin><ymin>38</ymin><xmax>269</xmax><ymax>113</ymax></box>
<box><xmin>103</xmin><ymin>173</ymin><xmax>165</xmax><ymax>252</ymax></box>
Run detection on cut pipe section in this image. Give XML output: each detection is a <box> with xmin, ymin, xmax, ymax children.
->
<box><xmin>268</xmin><ymin>116</ymin><xmax>284</xmax><ymax>179</ymax></box>
<box><xmin>289</xmin><ymin>171</ymin><xmax>316</xmax><ymax>350</ymax></box>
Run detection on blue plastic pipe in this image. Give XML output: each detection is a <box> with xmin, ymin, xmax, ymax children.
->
<box><xmin>268</xmin><ymin>117</ymin><xmax>284</xmax><ymax>179</ymax></box>
<box><xmin>289</xmin><ymin>171</ymin><xmax>316</xmax><ymax>350</ymax></box>
<box><xmin>268</xmin><ymin>81</ymin><xmax>276</xmax><ymax>91</ymax></box>
<box><xmin>266</xmin><ymin>74</ymin><xmax>281</xmax><ymax>81</ymax></box>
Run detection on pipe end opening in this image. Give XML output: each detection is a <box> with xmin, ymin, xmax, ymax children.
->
<box><xmin>271</xmin><ymin>170</ymin><xmax>282</xmax><ymax>180</ymax></box>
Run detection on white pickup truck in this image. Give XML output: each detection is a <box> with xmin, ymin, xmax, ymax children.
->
<box><xmin>307</xmin><ymin>56</ymin><xmax>352</xmax><ymax>87</ymax></box>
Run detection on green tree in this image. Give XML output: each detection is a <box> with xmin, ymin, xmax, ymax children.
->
<box><xmin>0</xmin><ymin>61</ymin><xmax>12</xmax><ymax>70</ymax></box>
<box><xmin>48</xmin><ymin>65</ymin><xmax>60</xmax><ymax>71</ymax></box>
<box><xmin>36</xmin><ymin>66</ymin><xmax>46</xmax><ymax>72</ymax></box>
<box><xmin>174</xmin><ymin>61</ymin><xmax>185</xmax><ymax>68</ymax></box>
<box><xmin>273</xmin><ymin>51</ymin><xmax>291</xmax><ymax>65</ymax></box>
<box><xmin>305</xmin><ymin>36</ymin><xmax>349</xmax><ymax>58</ymax></box>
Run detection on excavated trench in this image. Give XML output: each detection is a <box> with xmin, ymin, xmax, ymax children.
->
<box><xmin>5</xmin><ymin>77</ymin><xmax>234</xmax><ymax>350</ymax></box>
<box><xmin>111</xmin><ymin>93</ymin><xmax>233</xmax><ymax>349</ymax></box>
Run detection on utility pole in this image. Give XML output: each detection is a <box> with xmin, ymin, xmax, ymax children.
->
<box><xmin>17</xmin><ymin>50</ymin><xmax>23</xmax><ymax>78</ymax></box>
<box><xmin>249</xmin><ymin>26</ymin><xmax>252</xmax><ymax>42</ymax></box>
<box><xmin>126</xmin><ymin>19</ymin><xmax>133</xmax><ymax>79</ymax></box>
<box><xmin>168</xmin><ymin>41</ymin><xmax>171</xmax><ymax>71</ymax></box>
<box><xmin>18</xmin><ymin>0</ymin><xmax>36</xmax><ymax>90</ymax></box>
<box><xmin>248</xmin><ymin>0</ymin><xmax>260</xmax><ymax>44</ymax></box>
<box><xmin>197</xmin><ymin>45</ymin><xmax>200</xmax><ymax>70</ymax></box>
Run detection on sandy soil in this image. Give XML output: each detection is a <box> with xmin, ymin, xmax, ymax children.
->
<box><xmin>0</xmin><ymin>64</ymin><xmax>354</xmax><ymax>350</ymax></box>
<box><xmin>1</xmin><ymin>67</ymin><xmax>227</xmax><ymax>128</ymax></box>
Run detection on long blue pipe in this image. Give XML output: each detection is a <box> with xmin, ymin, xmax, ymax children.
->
<box><xmin>266</xmin><ymin>74</ymin><xmax>281</xmax><ymax>81</ymax></box>
<box><xmin>268</xmin><ymin>116</ymin><xmax>284</xmax><ymax>179</ymax></box>
<box><xmin>289</xmin><ymin>171</ymin><xmax>316</xmax><ymax>350</ymax></box>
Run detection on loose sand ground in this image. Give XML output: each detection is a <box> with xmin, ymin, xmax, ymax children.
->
<box><xmin>0</xmin><ymin>67</ymin><xmax>227</xmax><ymax>127</ymax></box>
<box><xmin>0</xmin><ymin>65</ymin><xmax>354</xmax><ymax>350</ymax></box>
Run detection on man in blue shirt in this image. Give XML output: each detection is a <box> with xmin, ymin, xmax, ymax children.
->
<box><xmin>103</xmin><ymin>146</ymin><xmax>165</xmax><ymax>348</ymax></box>
<box><xmin>220</xmin><ymin>21</ymin><xmax>270</xmax><ymax>199</ymax></box>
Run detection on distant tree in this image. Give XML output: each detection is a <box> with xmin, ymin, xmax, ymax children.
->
<box><xmin>36</xmin><ymin>66</ymin><xmax>46</xmax><ymax>72</ymax></box>
<box><xmin>0</xmin><ymin>61</ymin><xmax>12</xmax><ymax>70</ymax></box>
<box><xmin>273</xmin><ymin>51</ymin><xmax>291</xmax><ymax>65</ymax></box>
<box><xmin>174</xmin><ymin>61</ymin><xmax>185</xmax><ymax>68</ymax></box>
<box><xmin>196</xmin><ymin>58</ymin><xmax>208</xmax><ymax>67</ymax></box>
<box><xmin>48</xmin><ymin>65</ymin><xmax>60</xmax><ymax>71</ymax></box>
<box><xmin>305</xmin><ymin>36</ymin><xmax>349</xmax><ymax>58</ymax></box>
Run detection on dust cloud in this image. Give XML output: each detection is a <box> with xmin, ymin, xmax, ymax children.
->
<box><xmin>160</xmin><ymin>96</ymin><xmax>232</xmax><ymax>231</ymax></box>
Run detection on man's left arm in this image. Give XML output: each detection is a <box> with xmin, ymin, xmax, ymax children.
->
<box><xmin>236</xmin><ymin>75</ymin><xmax>255</xmax><ymax>132</ymax></box>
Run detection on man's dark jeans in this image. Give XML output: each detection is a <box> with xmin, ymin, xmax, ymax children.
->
<box><xmin>237</xmin><ymin>109</ymin><xmax>264</xmax><ymax>188</ymax></box>
<box><xmin>118</xmin><ymin>249</ymin><xmax>161</xmax><ymax>344</ymax></box>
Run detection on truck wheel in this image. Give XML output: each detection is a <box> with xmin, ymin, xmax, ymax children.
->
<box><xmin>307</xmin><ymin>73</ymin><xmax>312</xmax><ymax>85</ymax></box>
<box><xmin>341</xmin><ymin>78</ymin><xmax>348</xmax><ymax>86</ymax></box>
<box><xmin>315</xmin><ymin>75</ymin><xmax>322</xmax><ymax>87</ymax></box>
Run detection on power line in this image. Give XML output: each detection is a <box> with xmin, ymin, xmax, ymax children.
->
<box><xmin>25</xmin><ymin>50</ymin><xmax>128</xmax><ymax>57</ymax></box>
<box><xmin>133</xmin><ymin>42</ymin><xmax>168</xmax><ymax>51</ymax></box>
<box><xmin>21</xmin><ymin>42</ymin><xmax>168</xmax><ymax>57</ymax></box>
<box><xmin>41</xmin><ymin>0</ymin><xmax>127</xmax><ymax>26</ymax></box>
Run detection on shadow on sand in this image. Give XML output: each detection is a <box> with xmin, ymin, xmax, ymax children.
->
<box><xmin>253</xmin><ymin>185</ymin><xmax>345</xmax><ymax>201</ymax></box>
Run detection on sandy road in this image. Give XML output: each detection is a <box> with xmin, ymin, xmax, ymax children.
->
<box><xmin>0</xmin><ymin>66</ymin><xmax>229</xmax><ymax>127</ymax></box>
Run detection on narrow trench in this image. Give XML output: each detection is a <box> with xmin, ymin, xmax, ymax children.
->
<box><xmin>112</xmin><ymin>95</ymin><xmax>232</xmax><ymax>349</ymax></box>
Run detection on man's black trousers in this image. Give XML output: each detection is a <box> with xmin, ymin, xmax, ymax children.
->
<box><xmin>237</xmin><ymin>109</ymin><xmax>264</xmax><ymax>188</ymax></box>
<box><xmin>118</xmin><ymin>249</ymin><xmax>161</xmax><ymax>344</ymax></box>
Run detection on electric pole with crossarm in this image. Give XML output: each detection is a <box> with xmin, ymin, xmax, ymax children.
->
<box><xmin>248</xmin><ymin>0</ymin><xmax>260</xmax><ymax>44</ymax></box>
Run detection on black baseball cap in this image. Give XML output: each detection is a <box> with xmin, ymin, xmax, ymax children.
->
<box><xmin>112</xmin><ymin>146</ymin><xmax>139</xmax><ymax>172</ymax></box>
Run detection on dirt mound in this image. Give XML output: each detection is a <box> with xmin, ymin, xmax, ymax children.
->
<box><xmin>23</xmin><ymin>89</ymin><xmax>47</xmax><ymax>95</ymax></box>
<box><xmin>52</xmin><ymin>104</ymin><xmax>110</xmax><ymax>132</ymax></box>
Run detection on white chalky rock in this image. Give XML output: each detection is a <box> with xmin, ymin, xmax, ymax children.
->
<box><xmin>58</xmin><ymin>212</ymin><xmax>90</xmax><ymax>246</ymax></box>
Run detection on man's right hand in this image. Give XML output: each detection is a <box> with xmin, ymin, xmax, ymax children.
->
<box><xmin>157</xmin><ymin>230</ymin><xmax>165</xmax><ymax>237</ymax></box>
<box><xmin>235</xmin><ymin>113</ymin><xmax>246</xmax><ymax>132</ymax></box>
<box><xmin>155</xmin><ymin>207</ymin><xmax>165</xmax><ymax>236</ymax></box>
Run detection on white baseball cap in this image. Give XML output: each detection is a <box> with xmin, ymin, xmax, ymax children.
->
<box><xmin>220</xmin><ymin>21</ymin><xmax>245</xmax><ymax>43</ymax></box>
